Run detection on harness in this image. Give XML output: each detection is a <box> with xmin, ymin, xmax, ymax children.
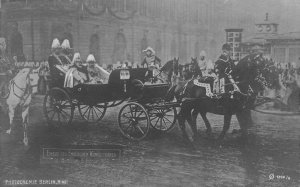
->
<box><xmin>9</xmin><ymin>68</ymin><xmax>38</xmax><ymax>105</ymax></box>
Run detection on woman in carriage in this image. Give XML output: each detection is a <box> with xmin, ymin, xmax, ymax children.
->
<box><xmin>64</xmin><ymin>52</ymin><xmax>89</xmax><ymax>88</ymax></box>
<box><xmin>86</xmin><ymin>54</ymin><xmax>110</xmax><ymax>84</ymax></box>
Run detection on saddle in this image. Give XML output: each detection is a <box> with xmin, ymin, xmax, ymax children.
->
<box><xmin>193</xmin><ymin>76</ymin><xmax>230</xmax><ymax>97</ymax></box>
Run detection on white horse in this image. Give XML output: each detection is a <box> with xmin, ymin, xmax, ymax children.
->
<box><xmin>5</xmin><ymin>68</ymin><xmax>39</xmax><ymax>146</ymax></box>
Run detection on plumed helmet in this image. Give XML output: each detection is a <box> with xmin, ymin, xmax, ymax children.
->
<box><xmin>86</xmin><ymin>54</ymin><xmax>96</xmax><ymax>63</ymax></box>
<box><xmin>51</xmin><ymin>38</ymin><xmax>61</xmax><ymax>49</ymax></box>
<box><xmin>61</xmin><ymin>39</ymin><xmax>71</xmax><ymax>49</ymax></box>
<box><xmin>200</xmin><ymin>50</ymin><xmax>206</xmax><ymax>57</ymax></box>
<box><xmin>143</xmin><ymin>46</ymin><xmax>155</xmax><ymax>55</ymax></box>
<box><xmin>222</xmin><ymin>43</ymin><xmax>231</xmax><ymax>51</ymax></box>
<box><xmin>72</xmin><ymin>52</ymin><xmax>81</xmax><ymax>64</ymax></box>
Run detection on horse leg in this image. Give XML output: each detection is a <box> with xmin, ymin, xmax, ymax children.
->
<box><xmin>199</xmin><ymin>111</ymin><xmax>212</xmax><ymax>135</ymax></box>
<box><xmin>6</xmin><ymin>104</ymin><xmax>16</xmax><ymax>134</ymax></box>
<box><xmin>236</xmin><ymin>111</ymin><xmax>249</xmax><ymax>141</ymax></box>
<box><xmin>21</xmin><ymin>96</ymin><xmax>32</xmax><ymax>146</ymax></box>
<box><xmin>21</xmin><ymin>106</ymin><xmax>29</xmax><ymax>146</ymax></box>
<box><xmin>218</xmin><ymin>114</ymin><xmax>232</xmax><ymax>140</ymax></box>
<box><xmin>178</xmin><ymin>100</ymin><xmax>196</xmax><ymax>142</ymax></box>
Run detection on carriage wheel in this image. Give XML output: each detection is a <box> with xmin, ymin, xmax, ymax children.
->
<box><xmin>149</xmin><ymin>106</ymin><xmax>177</xmax><ymax>132</ymax></box>
<box><xmin>78</xmin><ymin>103</ymin><xmax>107</xmax><ymax>123</ymax></box>
<box><xmin>0</xmin><ymin>81</ymin><xmax>10</xmax><ymax>99</ymax></box>
<box><xmin>118</xmin><ymin>102</ymin><xmax>150</xmax><ymax>141</ymax></box>
<box><xmin>43</xmin><ymin>87</ymin><xmax>74</xmax><ymax>127</ymax></box>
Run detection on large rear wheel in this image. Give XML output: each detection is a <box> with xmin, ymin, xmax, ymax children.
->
<box><xmin>43</xmin><ymin>87</ymin><xmax>74</xmax><ymax>127</ymax></box>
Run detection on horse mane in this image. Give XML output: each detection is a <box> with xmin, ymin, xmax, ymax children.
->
<box><xmin>160</xmin><ymin>59</ymin><xmax>174</xmax><ymax>72</ymax></box>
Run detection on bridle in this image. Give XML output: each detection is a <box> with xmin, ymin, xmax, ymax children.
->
<box><xmin>9</xmin><ymin>68</ymin><xmax>38</xmax><ymax>103</ymax></box>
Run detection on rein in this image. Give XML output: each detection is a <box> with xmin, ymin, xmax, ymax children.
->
<box><xmin>10</xmin><ymin>68</ymin><xmax>38</xmax><ymax>102</ymax></box>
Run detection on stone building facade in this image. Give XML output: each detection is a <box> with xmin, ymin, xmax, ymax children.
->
<box><xmin>0</xmin><ymin>0</ymin><xmax>233</xmax><ymax>65</ymax></box>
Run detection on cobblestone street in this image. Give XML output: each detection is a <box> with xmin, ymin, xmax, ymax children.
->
<box><xmin>0</xmin><ymin>95</ymin><xmax>299</xmax><ymax>187</ymax></box>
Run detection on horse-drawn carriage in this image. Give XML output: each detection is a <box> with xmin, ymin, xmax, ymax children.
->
<box><xmin>43</xmin><ymin>63</ymin><xmax>178</xmax><ymax>140</ymax></box>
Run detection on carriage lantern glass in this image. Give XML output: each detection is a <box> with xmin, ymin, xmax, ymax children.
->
<box><xmin>120</xmin><ymin>69</ymin><xmax>130</xmax><ymax>80</ymax></box>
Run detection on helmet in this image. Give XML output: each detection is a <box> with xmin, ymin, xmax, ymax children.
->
<box><xmin>143</xmin><ymin>46</ymin><xmax>155</xmax><ymax>55</ymax></box>
<box><xmin>86</xmin><ymin>54</ymin><xmax>96</xmax><ymax>63</ymax></box>
<box><xmin>72</xmin><ymin>52</ymin><xmax>81</xmax><ymax>64</ymax></box>
<box><xmin>61</xmin><ymin>39</ymin><xmax>71</xmax><ymax>49</ymax></box>
<box><xmin>222</xmin><ymin>43</ymin><xmax>231</xmax><ymax>51</ymax></box>
<box><xmin>200</xmin><ymin>50</ymin><xmax>206</xmax><ymax>57</ymax></box>
<box><xmin>51</xmin><ymin>38</ymin><xmax>61</xmax><ymax>49</ymax></box>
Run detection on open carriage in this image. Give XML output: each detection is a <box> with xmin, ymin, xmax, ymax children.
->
<box><xmin>43</xmin><ymin>64</ymin><xmax>178</xmax><ymax>140</ymax></box>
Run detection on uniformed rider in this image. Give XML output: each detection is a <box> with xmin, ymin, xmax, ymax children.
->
<box><xmin>213</xmin><ymin>43</ymin><xmax>235</xmax><ymax>93</ymax></box>
<box><xmin>141</xmin><ymin>47</ymin><xmax>161</xmax><ymax>79</ymax></box>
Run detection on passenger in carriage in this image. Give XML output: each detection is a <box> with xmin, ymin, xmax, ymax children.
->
<box><xmin>86</xmin><ymin>54</ymin><xmax>105</xmax><ymax>84</ymax></box>
<box><xmin>69</xmin><ymin>52</ymin><xmax>89</xmax><ymax>84</ymax></box>
<box><xmin>198</xmin><ymin>50</ymin><xmax>212</xmax><ymax>75</ymax></box>
<box><xmin>48</xmin><ymin>38</ymin><xmax>64</xmax><ymax>78</ymax></box>
<box><xmin>60</xmin><ymin>39</ymin><xmax>73</xmax><ymax>65</ymax></box>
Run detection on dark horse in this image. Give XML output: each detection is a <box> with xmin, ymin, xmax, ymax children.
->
<box><xmin>177</xmin><ymin>54</ymin><xmax>267</xmax><ymax>142</ymax></box>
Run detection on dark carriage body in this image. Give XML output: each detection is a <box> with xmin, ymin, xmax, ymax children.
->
<box><xmin>71</xmin><ymin>68</ymin><xmax>149</xmax><ymax>104</ymax></box>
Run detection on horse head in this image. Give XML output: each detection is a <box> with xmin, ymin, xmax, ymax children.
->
<box><xmin>233</xmin><ymin>54</ymin><xmax>270</xmax><ymax>93</ymax></box>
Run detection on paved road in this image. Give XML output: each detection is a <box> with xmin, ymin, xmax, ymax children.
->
<box><xmin>0</xmin><ymin>95</ymin><xmax>299</xmax><ymax>187</ymax></box>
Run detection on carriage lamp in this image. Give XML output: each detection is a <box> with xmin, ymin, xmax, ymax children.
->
<box><xmin>120</xmin><ymin>69</ymin><xmax>130</xmax><ymax>80</ymax></box>
<box><xmin>120</xmin><ymin>69</ymin><xmax>130</xmax><ymax>93</ymax></box>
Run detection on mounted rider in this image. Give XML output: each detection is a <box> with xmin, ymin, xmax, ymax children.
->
<box><xmin>213</xmin><ymin>43</ymin><xmax>236</xmax><ymax>94</ymax></box>
<box><xmin>141</xmin><ymin>47</ymin><xmax>161</xmax><ymax>79</ymax></box>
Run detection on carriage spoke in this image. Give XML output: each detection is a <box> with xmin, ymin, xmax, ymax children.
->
<box><xmin>61</xmin><ymin>109</ymin><xmax>71</xmax><ymax>118</ymax></box>
<box><xmin>94</xmin><ymin>108</ymin><xmax>100</xmax><ymax>119</ymax></box>
<box><xmin>49</xmin><ymin>111</ymin><xmax>56</xmax><ymax>121</ymax></box>
<box><xmin>124</xmin><ymin>123</ymin><xmax>133</xmax><ymax>131</ymax></box>
<box><xmin>153</xmin><ymin>117</ymin><xmax>160</xmax><ymax>128</ymax></box>
<box><xmin>136</xmin><ymin>126</ymin><xmax>145</xmax><ymax>135</ymax></box>
<box><xmin>82</xmin><ymin>107</ymin><xmax>89</xmax><ymax>117</ymax></box>
<box><xmin>129</xmin><ymin>105</ymin><xmax>134</xmax><ymax>117</ymax></box>
<box><xmin>94</xmin><ymin>106</ymin><xmax>104</xmax><ymax>115</ymax></box>
<box><xmin>87</xmin><ymin>107</ymin><xmax>91</xmax><ymax>120</ymax></box>
<box><xmin>60</xmin><ymin>111</ymin><xmax>68</xmax><ymax>122</ymax></box>
<box><xmin>163</xmin><ymin>116</ymin><xmax>173</xmax><ymax>124</ymax></box>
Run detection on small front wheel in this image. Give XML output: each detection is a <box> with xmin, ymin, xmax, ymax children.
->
<box><xmin>118</xmin><ymin>102</ymin><xmax>150</xmax><ymax>141</ymax></box>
